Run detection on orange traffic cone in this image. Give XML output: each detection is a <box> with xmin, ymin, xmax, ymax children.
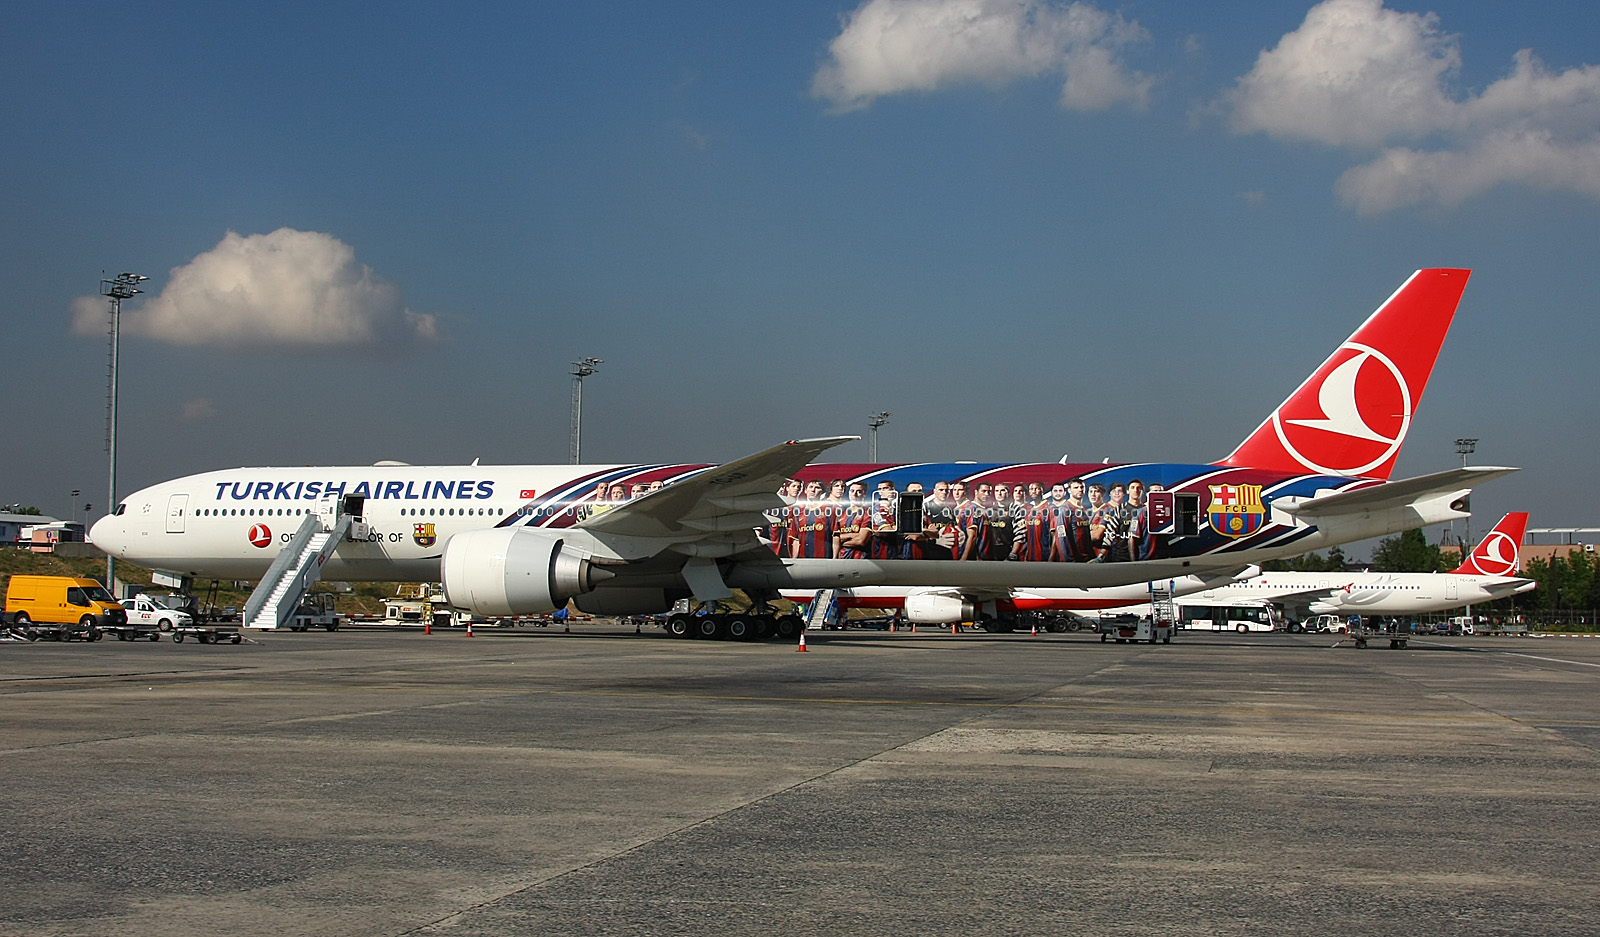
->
<box><xmin>1030</xmin><ymin>622</ymin><xmax>1038</xmax><ymax>637</ymax></box>
<box><xmin>797</xmin><ymin>631</ymin><xmax>808</xmax><ymax>652</ymax></box>
<box><xmin>466</xmin><ymin>622</ymin><xmax>474</xmax><ymax>638</ymax></box>
<box><xmin>424</xmin><ymin>620</ymin><xmax>431</xmax><ymax>635</ymax></box>
<box><xmin>951</xmin><ymin>622</ymin><xmax>958</xmax><ymax>635</ymax></box>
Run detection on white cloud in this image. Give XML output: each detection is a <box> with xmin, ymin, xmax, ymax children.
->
<box><xmin>1222</xmin><ymin>0</ymin><xmax>1600</xmax><ymax>213</ymax></box>
<box><xmin>71</xmin><ymin>228</ymin><xmax>438</xmax><ymax>349</ymax></box>
<box><xmin>812</xmin><ymin>0</ymin><xmax>1151</xmax><ymax>113</ymax></box>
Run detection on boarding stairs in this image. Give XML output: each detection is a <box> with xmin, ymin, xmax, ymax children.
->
<box><xmin>243</xmin><ymin>506</ymin><xmax>354</xmax><ymax>630</ymax></box>
<box><xmin>1148</xmin><ymin>580</ymin><xmax>1178</xmax><ymax>628</ymax></box>
<box><xmin>804</xmin><ymin>589</ymin><xmax>839</xmax><ymax>631</ymax></box>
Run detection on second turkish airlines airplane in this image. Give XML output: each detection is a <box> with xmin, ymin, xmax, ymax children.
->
<box><xmin>1183</xmin><ymin>512</ymin><xmax>1536</xmax><ymax>617</ymax></box>
<box><xmin>91</xmin><ymin>269</ymin><xmax>1513</xmax><ymax>625</ymax></box>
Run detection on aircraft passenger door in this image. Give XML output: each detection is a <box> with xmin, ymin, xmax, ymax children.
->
<box><xmin>1445</xmin><ymin>578</ymin><xmax>1458</xmax><ymax>601</ymax></box>
<box><xmin>165</xmin><ymin>494</ymin><xmax>189</xmax><ymax>533</ymax></box>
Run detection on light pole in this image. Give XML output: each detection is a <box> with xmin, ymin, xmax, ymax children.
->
<box><xmin>570</xmin><ymin>357</ymin><xmax>602</xmax><ymax>464</ymax></box>
<box><xmin>101</xmin><ymin>271</ymin><xmax>146</xmax><ymax>590</ymax></box>
<box><xmin>70</xmin><ymin>490</ymin><xmax>80</xmax><ymax>528</ymax></box>
<box><xmin>1454</xmin><ymin>437</ymin><xmax>1478</xmax><ymax>552</ymax></box>
<box><xmin>868</xmin><ymin>411</ymin><xmax>891</xmax><ymax>462</ymax></box>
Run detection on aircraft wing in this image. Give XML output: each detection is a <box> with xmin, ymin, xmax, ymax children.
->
<box><xmin>577</xmin><ymin>436</ymin><xmax>858</xmax><ymax>542</ymax></box>
<box><xmin>1278</xmin><ymin>466</ymin><xmax>1518</xmax><ymax>519</ymax></box>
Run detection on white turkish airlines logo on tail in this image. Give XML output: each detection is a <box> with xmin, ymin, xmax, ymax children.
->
<box><xmin>1469</xmin><ymin>531</ymin><xmax>1519</xmax><ymax>576</ymax></box>
<box><xmin>1271</xmin><ymin>342</ymin><xmax>1411</xmax><ymax>476</ymax></box>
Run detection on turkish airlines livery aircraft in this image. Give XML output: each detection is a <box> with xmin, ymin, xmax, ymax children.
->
<box><xmin>1184</xmin><ymin>512</ymin><xmax>1536</xmax><ymax>618</ymax></box>
<box><xmin>91</xmin><ymin>269</ymin><xmax>1515</xmax><ymax>628</ymax></box>
<box><xmin>777</xmin><ymin>568</ymin><xmax>1260</xmax><ymax>629</ymax></box>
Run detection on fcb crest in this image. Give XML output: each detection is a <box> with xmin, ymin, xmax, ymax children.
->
<box><xmin>1208</xmin><ymin>484</ymin><xmax>1266</xmax><ymax>538</ymax></box>
<box><xmin>413</xmin><ymin>523</ymin><xmax>437</xmax><ymax>548</ymax></box>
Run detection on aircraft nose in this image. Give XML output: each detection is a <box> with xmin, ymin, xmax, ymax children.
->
<box><xmin>89</xmin><ymin>515</ymin><xmax>123</xmax><ymax>555</ymax></box>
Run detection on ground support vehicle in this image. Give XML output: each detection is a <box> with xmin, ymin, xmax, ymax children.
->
<box><xmin>1340</xmin><ymin>620</ymin><xmax>1410</xmax><ymax>649</ymax></box>
<box><xmin>6</xmin><ymin>619</ymin><xmax>102</xmax><ymax>641</ymax></box>
<box><xmin>1098</xmin><ymin>614</ymin><xmax>1173</xmax><ymax>644</ymax></box>
<box><xmin>122</xmin><ymin>595</ymin><xmax>195</xmax><ymax>632</ymax></box>
<box><xmin>1100</xmin><ymin>614</ymin><xmax>1177</xmax><ymax>642</ymax></box>
<box><xmin>99</xmin><ymin>624</ymin><xmax>165</xmax><ymax>642</ymax></box>
<box><xmin>288</xmin><ymin>594</ymin><xmax>341</xmax><ymax>632</ymax></box>
<box><xmin>5</xmin><ymin>575</ymin><xmax>127</xmax><ymax>632</ymax></box>
<box><xmin>169</xmin><ymin>624</ymin><xmax>243</xmax><ymax>644</ymax></box>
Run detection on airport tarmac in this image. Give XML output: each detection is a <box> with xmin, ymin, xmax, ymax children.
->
<box><xmin>3</xmin><ymin>625</ymin><xmax>1598</xmax><ymax>936</ymax></box>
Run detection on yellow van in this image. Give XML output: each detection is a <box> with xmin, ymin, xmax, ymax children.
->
<box><xmin>4</xmin><ymin>575</ymin><xmax>128</xmax><ymax>627</ymax></box>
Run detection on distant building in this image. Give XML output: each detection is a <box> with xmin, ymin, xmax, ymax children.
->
<box><xmin>0</xmin><ymin>513</ymin><xmax>64</xmax><ymax>543</ymax></box>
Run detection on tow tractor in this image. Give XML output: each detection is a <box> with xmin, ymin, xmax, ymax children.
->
<box><xmin>1099</xmin><ymin>614</ymin><xmax>1174</xmax><ymax>644</ymax></box>
<box><xmin>288</xmin><ymin>593</ymin><xmax>341</xmax><ymax>632</ymax></box>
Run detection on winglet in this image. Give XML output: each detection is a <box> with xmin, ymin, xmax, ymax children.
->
<box><xmin>1453</xmin><ymin>512</ymin><xmax>1529</xmax><ymax>576</ymax></box>
<box><xmin>1218</xmin><ymin>268</ymin><xmax>1471</xmax><ymax>479</ymax></box>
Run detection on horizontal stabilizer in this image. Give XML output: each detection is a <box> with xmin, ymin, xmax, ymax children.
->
<box><xmin>1278</xmin><ymin>466</ymin><xmax>1518</xmax><ymax>518</ymax></box>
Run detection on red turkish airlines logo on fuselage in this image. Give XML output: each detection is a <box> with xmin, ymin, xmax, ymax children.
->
<box><xmin>248</xmin><ymin>524</ymin><xmax>273</xmax><ymax>548</ymax></box>
<box><xmin>1271</xmin><ymin>342</ymin><xmax>1411</xmax><ymax>477</ymax></box>
<box><xmin>1468</xmin><ymin>531</ymin><xmax>1519</xmax><ymax>576</ymax></box>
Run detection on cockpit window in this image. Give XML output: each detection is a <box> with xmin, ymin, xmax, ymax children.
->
<box><xmin>114</xmin><ymin>503</ymin><xmax>127</xmax><ymax>516</ymax></box>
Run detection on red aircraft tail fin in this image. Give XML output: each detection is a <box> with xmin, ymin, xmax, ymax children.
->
<box><xmin>1453</xmin><ymin>512</ymin><xmax>1529</xmax><ymax>576</ymax></box>
<box><xmin>1218</xmin><ymin>268</ymin><xmax>1471</xmax><ymax>479</ymax></box>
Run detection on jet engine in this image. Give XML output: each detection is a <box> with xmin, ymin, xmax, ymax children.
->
<box><xmin>442</xmin><ymin>528</ymin><xmax>610</xmax><ymax>616</ymax></box>
<box><xmin>902</xmin><ymin>591</ymin><xmax>976</xmax><ymax>624</ymax></box>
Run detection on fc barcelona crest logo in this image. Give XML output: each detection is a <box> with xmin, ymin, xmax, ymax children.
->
<box><xmin>413</xmin><ymin>523</ymin><xmax>437</xmax><ymax>548</ymax></box>
<box><xmin>1208</xmin><ymin>484</ymin><xmax>1265</xmax><ymax>538</ymax></box>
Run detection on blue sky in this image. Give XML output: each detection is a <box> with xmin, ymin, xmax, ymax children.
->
<box><xmin>4</xmin><ymin>1</ymin><xmax>1598</xmax><ymax>554</ymax></box>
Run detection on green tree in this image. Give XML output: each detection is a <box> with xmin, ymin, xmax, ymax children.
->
<box><xmin>1370</xmin><ymin>528</ymin><xmax>1449</xmax><ymax>573</ymax></box>
<box><xmin>1261</xmin><ymin>545</ymin><xmax>1349</xmax><ymax>572</ymax></box>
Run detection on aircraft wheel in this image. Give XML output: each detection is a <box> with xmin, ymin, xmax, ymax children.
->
<box><xmin>695</xmin><ymin>615</ymin><xmax>725</xmax><ymax>640</ymax></box>
<box><xmin>725</xmin><ymin>617</ymin><xmax>752</xmax><ymax>641</ymax></box>
<box><xmin>773</xmin><ymin>615</ymin><xmax>801</xmax><ymax>640</ymax></box>
<box><xmin>666</xmin><ymin>614</ymin><xmax>691</xmax><ymax>638</ymax></box>
<box><xmin>751</xmin><ymin>616</ymin><xmax>773</xmax><ymax>640</ymax></box>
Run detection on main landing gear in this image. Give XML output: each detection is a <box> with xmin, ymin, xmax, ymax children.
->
<box><xmin>664</xmin><ymin>604</ymin><xmax>804</xmax><ymax>642</ymax></box>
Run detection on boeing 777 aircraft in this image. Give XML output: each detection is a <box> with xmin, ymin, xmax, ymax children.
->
<box><xmin>91</xmin><ymin>269</ymin><xmax>1513</xmax><ymax>633</ymax></box>
<box><xmin>1182</xmin><ymin>512</ymin><xmax>1536</xmax><ymax>619</ymax></box>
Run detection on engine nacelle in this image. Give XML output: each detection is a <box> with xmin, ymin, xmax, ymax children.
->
<box><xmin>902</xmin><ymin>592</ymin><xmax>975</xmax><ymax>624</ymax></box>
<box><xmin>442</xmin><ymin>528</ymin><xmax>605</xmax><ymax>616</ymax></box>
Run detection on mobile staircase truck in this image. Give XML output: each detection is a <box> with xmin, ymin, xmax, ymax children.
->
<box><xmin>242</xmin><ymin>494</ymin><xmax>365</xmax><ymax>631</ymax></box>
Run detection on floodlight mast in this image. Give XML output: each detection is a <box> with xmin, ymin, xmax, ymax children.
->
<box><xmin>101</xmin><ymin>271</ymin><xmax>146</xmax><ymax>590</ymax></box>
<box><xmin>868</xmin><ymin>411</ymin><xmax>891</xmax><ymax>462</ymax></box>
<box><xmin>569</xmin><ymin>357</ymin><xmax>602</xmax><ymax>464</ymax></box>
<box><xmin>1454</xmin><ymin>438</ymin><xmax>1479</xmax><ymax>553</ymax></box>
